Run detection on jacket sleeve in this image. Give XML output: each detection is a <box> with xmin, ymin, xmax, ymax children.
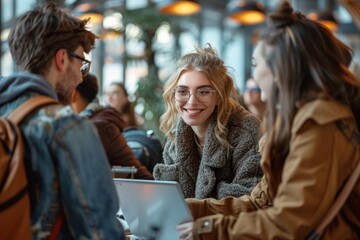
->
<box><xmin>191</xmin><ymin>120</ymin><xmax>349</xmax><ymax>240</ymax></box>
<box><xmin>95</xmin><ymin>121</ymin><xmax>153</xmax><ymax>180</ymax></box>
<box><xmin>153</xmin><ymin>140</ymin><xmax>180</xmax><ymax>181</ymax></box>
<box><xmin>186</xmin><ymin>194</ymin><xmax>258</xmax><ymax>219</ymax></box>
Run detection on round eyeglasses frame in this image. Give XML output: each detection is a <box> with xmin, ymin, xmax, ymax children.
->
<box><xmin>172</xmin><ymin>87</ymin><xmax>217</xmax><ymax>103</ymax></box>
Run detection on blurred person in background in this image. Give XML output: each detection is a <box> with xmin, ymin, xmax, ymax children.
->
<box><xmin>104</xmin><ymin>82</ymin><xmax>142</xmax><ymax>128</ymax></box>
<box><xmin>71</xmin><ymin>74</ymin><xmax>153</xmax><ymax>179</ymax></box>
<box><xmin>241</xmin><ymin>77</ymin><xmax>266</xmax><ymax>120</ymax></box>
<box><xmin>104</xmin><ymin>81</ymin><xmax>164</xmax><ymax>174</ymax></box>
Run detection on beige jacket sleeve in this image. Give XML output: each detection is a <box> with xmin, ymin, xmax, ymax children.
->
<box><xmin>189</xmin><ymin>119</ymin><xmax>355</xmax><ymax>239</ymax></box>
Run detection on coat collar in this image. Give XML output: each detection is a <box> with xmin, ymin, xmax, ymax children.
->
<box><xmin>175</xmin><ymin>111</ymin><xmax>229</xmax><ymax>169</ymax></box>
<box><xmin>292</xmin><ymin>98</ymin><xmax>353</xmax><ymax>134</ymax></box>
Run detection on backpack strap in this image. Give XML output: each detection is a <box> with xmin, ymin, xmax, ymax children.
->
<box><xmin>6</xmin><ymin>96</ymin><xmax>61</xmax><ymax>237</ymax></box>
<box><xmin>7</xmin><ymin>96</ymin><xmax>58</xmax><ymax>125</ymax></box>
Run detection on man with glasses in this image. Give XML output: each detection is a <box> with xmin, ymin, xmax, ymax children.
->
<box><xmin>0</xmin><ymin>3</ymin><xmax>124</xmax><ymax>239</ymax></box>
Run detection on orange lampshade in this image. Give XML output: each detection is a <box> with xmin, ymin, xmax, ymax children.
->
<box><xmin>78</xmin><ymin>12</ymin><xmax>104</xmax><ymax>24</ymax></box>
<box><xmin>228</xmin><ymin>0</ymin><xmax>266</xmax><ymax>25</ymax></box>
<box><xmin>73</xmin><ymin>3</ymin><xmax>104</xmax><ymax>25</ymax></box>
<box><xmin>157</xmin><ymin>0</ymin><xmax>201</xmax><ymax>16</ymax></box>
<box><xmin>308</xmin><ymin>11</ymin><xmax>338</xmax><ymax>32</ymax></box>
<box><xmin>319</xmin><ymin>20</ymin><xmax>338</xmax><ymax>31</ymax></box>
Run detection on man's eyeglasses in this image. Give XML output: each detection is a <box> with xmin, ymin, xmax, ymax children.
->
<box><xmin>173</xmin><ymin>87</ymin><xmax>217</xmax><ymax>103</ymax></box>
<box><xmin>66</xmin><ymin>50</ymin><xmax>91</xmax><ymax>77</ymax></box>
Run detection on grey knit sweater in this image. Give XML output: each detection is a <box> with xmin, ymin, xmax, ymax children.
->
<box><xmin>153</xmin><ymin>107</ymin><xmax>263</xmax><ymax>199</ymax></box>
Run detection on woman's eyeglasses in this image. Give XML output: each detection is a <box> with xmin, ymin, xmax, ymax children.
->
<box><xmin>173</xmin><ymin>87</ymin><xmax>217</xmax><ymax>103</ymax></box>
<box><xmin>66</xmin><ymin>50</ymin><xmax>91</xmax><ymax>77</ymax></box>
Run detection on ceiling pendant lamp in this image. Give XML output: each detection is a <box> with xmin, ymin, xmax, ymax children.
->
<box><xmin>308</xmin><ymin>11</ymin><xmax>338</xmax><ymax>32</ymax></box>
<box><xmin>156</xmin><ymin>0</ymin><xmax>201</xmax><ymax>16</ymax></box>
<box><xmin>73</xmin><ymin>3</ymin><xmax>104</xmax><ymax>25</ymax></box>
<box><xmin>228</xmin><ymin>0</ymin><xmax>266</xmax><ymax>25</ymax></box>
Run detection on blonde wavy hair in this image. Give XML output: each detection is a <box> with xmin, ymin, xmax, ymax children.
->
<box><xmin>160</xmin><ymin>44</ymin><xmax>240</xmax><ymax>147</ymax></box>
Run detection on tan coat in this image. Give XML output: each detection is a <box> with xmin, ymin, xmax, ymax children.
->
<box><xmin>187</xmin><ymin>98</ymin><xmax>360</xmax><ymax>239</ymax></box>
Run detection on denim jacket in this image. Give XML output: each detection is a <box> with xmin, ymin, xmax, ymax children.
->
<box><xmin>0</xmin><ymin>73</ymin><xmax>124</xmax><ymax>239</ymax></box>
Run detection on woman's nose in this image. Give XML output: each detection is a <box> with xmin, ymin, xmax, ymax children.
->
<box><xmin>187</xmin><ymin>92</ymin><xmax>200</xmax><ymax>103</ymax></box>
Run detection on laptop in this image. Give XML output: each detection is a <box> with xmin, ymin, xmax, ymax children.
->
<box><xmin>113</xmin><ymin>178</ymin><xmax>193</xmax><ymax>240</ymax></box>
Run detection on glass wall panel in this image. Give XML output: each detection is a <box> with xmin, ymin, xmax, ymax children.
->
<box><xmin>102</xmin><ymin>36</ymin><xmax>124</xmax><ymax>90</ymax></box>
<box><xmin>1</xmin><ymin>40</ymin><xmax>14</xmax><ymax>75</ymax></box>
<box><xmin>16</xmin><ymin>0</ymin><xmax>35</xmax><ymax>16</ymax></box>
<box><xmin>1</xmin><ymin>0</ymin><xmax>13</xmax><ymax>22</ymax></box>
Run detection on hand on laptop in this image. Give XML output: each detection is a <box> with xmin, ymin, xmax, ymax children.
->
<box><xmin>176</xmin><ymin>221</ymin><xmax>194</xmax><ymax>240</ymax></box>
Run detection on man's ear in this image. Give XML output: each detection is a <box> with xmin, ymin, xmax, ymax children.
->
<box><xmin>54</xmin><ymin>48</ymin><xmax>68</xmax><ymax>74</ymax></box>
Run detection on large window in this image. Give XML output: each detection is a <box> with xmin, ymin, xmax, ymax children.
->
<box><xmin>1</xmin><ymin>0</ymin><xmax>40</xmax><ymax>75</ymax></box>
<box><xmin>15</xmin><ymin>0</ymin><xmax>34</xmax><ymax>17</ymax></box>
<box><xmin>1</xmin><ymin>30</ymin><xmax>13</xmax><ymax>75</ymax></box>
<box><xmin>1</xmin><ymin>0</ymin><xmax>13</xmax><ymax>22</ymax></box>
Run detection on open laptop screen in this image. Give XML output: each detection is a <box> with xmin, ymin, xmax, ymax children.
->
<box><xmin>113</xmin><ymin>179</ymin><xmax>193</xmax><ymax>240</ymax></box>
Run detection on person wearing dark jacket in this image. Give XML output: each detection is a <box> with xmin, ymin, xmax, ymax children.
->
<box><xmin>71</xmin><ymin>74</ymin><xmax>153</xmax><ymax>180</ymax></box>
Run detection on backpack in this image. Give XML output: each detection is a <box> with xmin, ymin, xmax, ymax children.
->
<box><xmin>0</xmin><ymin>96</ymin><xmax>58</xmax><ymax>240</ymax></box>
<box><xmin>123</xmin><ymin>127</ymin><xmax>163</xmax><ymax>173</ymax></box>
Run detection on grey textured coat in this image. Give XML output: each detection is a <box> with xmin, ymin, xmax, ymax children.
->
<box><xmin>153</xmin><ymin>107</ymin><xmax>263</xmax><ymax>199</ymax></box>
